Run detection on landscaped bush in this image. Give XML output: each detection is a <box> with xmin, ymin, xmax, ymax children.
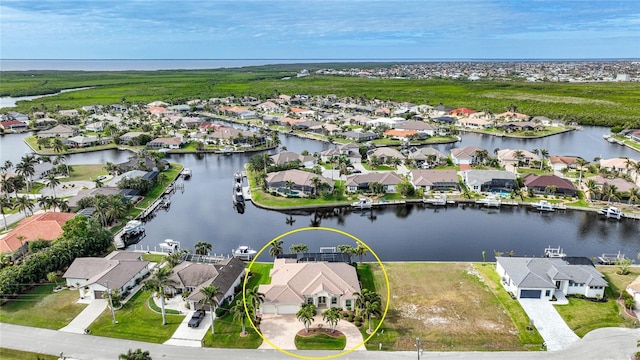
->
<box><xmin>354</xmin><ymin>320</ymin><xmax>361</xmax><ymax>327</ymax></box>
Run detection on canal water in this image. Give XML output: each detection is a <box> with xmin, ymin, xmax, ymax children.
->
<box><xmin>1</xmin><ymin>131</ymin><xmax>638</xmax><ymax>262</ymax></box>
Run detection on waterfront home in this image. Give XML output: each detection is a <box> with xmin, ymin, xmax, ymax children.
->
<box><xmin>169</xmin><ymin>257</ymin><xmax>245</xmax><ymax>311</ymax></box>
<box><xmin>629</xmin><ymin>130</ymin><xmax>640</xmax><ymax>143</ymax></box>
<box><xmin>496</xmin><ymin>256</ymin><xmax>607</xmax><ymax>300</ymax></box>
<box><xmin>118</xmin><ymin>157</ymin><xmax>165</xmax><ymax>172</ymax></box>
<box><xmin>0</xmin><ymin>120</ymin><xmax>28</xmax><ymax>131</ymax></box>
<box><xmin>265</xmin><ymin>169</ymin><xmax>333</xmax><ymax>197</ymax></box>
<box><xmin>343</xmin><ymin>130</ymin><xmax>377</xmax><ymax>142</ymax></box>
<box><xmin>67</xmin><ymin>187</ymin><xmax>122</xmax><ymax>209</ymax></box>
<box><xmin>208</xmin><ymin>127</ymin><xmax>257</xmax><ymax>145</ymax></box>
<box><xmin>461</xmin><ymin>170</ymin><xmax>517</xmax><ymax>193</ymax></box>
<box><xmin>308</xmin><ymin>122</ymin><xmax>341</xmax><ymax>136</ymax></box>
<box><xmin>106</xmin><ymin>170</ymin><xmax>150</xmax><ymax>187</ymax></box>
<box><xmin>258</xmin><ymin>258</ymin><xmax>360</xmax><ymax>314</ymax></box>
<box><xmin>457</xmin><ymin>117</ymin><xmax>492</xmax><ymax>129</ymax></box>
<box><xmin>289</xmin><ymin>107</ymin><xmax>315</xmax><ymax>118</ymax></box>
<box><xmin>58</xmin><ymin>109</ymin><xmax>79</xmax><ymax>118</ymax></box>
<box><xmin>449</xmin><ymin>107</ymin><xmax>477</xmax><ymax>117</ymax></box>
<box><xmin>84</xmin><ymin>121</ymin><xmax>105</xmax><ymax>132</ymax></box>
<box><xmin>384</xmin><ymin>129</ymin><xmax>418</xmax><ymax>140</ymax></box>
<box><xmin>291</xmin><ymin>120</ymin><xmax>323</xmax><ymax>131</ymax></box>
<box><xmin>345</xmin><ymin>171</ymin><xmax>403</xmax><ymax>193</ymax></box>
<box><xmin>451</xmin><ymin>146</ymin><xmax>485</xmax><ymax>166</ymax></box>
<box><xmin>63</xmin><ymin>251</ymin><xmax>150</xmax><ymax>300</ymax></box>
<box><xmin>270</xmin><ymin>151</ymin><xmax>317</xmax><ymax>169</ymax></box>
<box><xmin>549</xmin><ymin>155</ymin><xmax>581</xmax><ymax>173</ymax></box>
<box><xmin>496</xmin><ymin>149</ymin><xmax>540</xmax><ymax>169</ymax></box>
<box><xmin>119</xmin><ymin>131</ymin><xmax>147</xmax><ymax>143</ymax></box>
<box><xmin>496</xmin><ymin>121</ymin><xmax>544</xmax><ymax>133</ymax></box>
<box><xmin>367</xmin><ymin>147</ymin><xmax>405</xmax><ymax>163</ymax></box>
<box><xmin>180</xmin><ymin>116</ymin><xmax>203</xmax><ymax>129</ymax></box>
<box><xmin>495</xmin><ymin>111</ymin><xmax>530</xmax><ymax>121</ymax></box>
<box><xmin>523</xmin><ymin>174</ymin><xmax>577</xmax><ymax>196</ymax></box>
<box><xmin>147</xmin><ymin>137</ymin><xmax>184</xmax><ymax>150</ymax></box>
<box><xmin>626</xmin><ymin>276</ymin><xmax>640</xmax><ymax>303</ymax></box>
<box><xmin>599</xmin><ymin>157</ymin><xmax>637</xmax><ymax>176</ymax></box>
<box><xmin>37</xmin><ymin>124</ymin><xmax>78</xmax><ymax>138</ymax></box>
<box><xmin>368</xmin><ymin>116</ymin><xmax>406</xmax><ymax>128</ymax></box>
<box><xmin>395</xmin><ymin>120</ymin><xmax>439</xmax><ymax>136</ymax></box>
<box><xmin>2</xmin><ymin>111</ymin><xmax>29</xmax><ymax>122</ymax></box>
<box><xmin>431</xmin><ymin>116</ymin><xmax>456</xmax><ymax>124</ymax></box>
<box><xmin>0</xmin><ymin>212</ymin><xmax>76</xmax><ymax>259</ymax></box>
<box><xmin>320</xmin><ymin>143</ymin><xmax>362</xmax><ymax>164</ymax></box>
<box><xmin>64</xmin><ymin>135</ymin><xmax>111</xmax><ymax>148</ymax></box>
<box><xmin>407</xmin><ymin>147</ymin><xmax>447</xmax><ymax>167</ymax></box>
<box><xmin>409</xmin><ymin>169</ymin><xmax>460</xmax><ymax>192</ymax></box>
<box><xmin>590</xmin><ymin>176</ymin><xmax>639</xmax><ymax>200</ymax></box>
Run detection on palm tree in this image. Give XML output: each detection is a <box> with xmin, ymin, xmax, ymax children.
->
<box><xmin>631</xmin><ymin>160</ymin><xmax>640</xmax><ymax>184</ymax></box>
<box><xmin>310</xmin><ymin>176</ymin><xmax>322</xmax><ymax>196</ymax></box>
<box><xmin>15</xmin><ymin>158</ymin><xmax>35</xmax><ymax>193</ymax></box>
<box><xmin>46</xmin><ymin>173</ymin><xmax>60</xmax><ymax>198</ymax></box>
<box><xmin>142</xmin><ymin>266</ymin><xmax>177</xmax><ymax>325</ymax></box>
<box><xmin>94</xmin><ymin>178</ymin><xmax>104</xmax><ymax>188</ymax></box>
<box><xmin>195</xmin><ymin>241</ymin><xmax>212</xmax><ymax>255</ymax></box>
<box><xmin>269</xmin><ymin>239</ymin><xmax>283</xmax><ymax>258</ymax></box>
<box><xmin>105</xmin><ymin>195</ymin><xmax>128</xmax><ymax>225</ymax></box>
<box><xmin>585</xmin><ymin>179</ymin><xmax>599</xmax><ymax>202</ymax></box>
<box><xmin>55</xmin><ymin>154</ymin><xmax>69</xmax><ymax>176</ymax></box>
<box><xmin>628</xmin><ymin>188</ymin><xmax>640</xmax><ymax>205</ymax></box>
<box><xmin>513</xmin><ymin>150</ymin><xmax>524</xmax><ymax>168</ymax></box>
<box><xmin>53</xmin><ymin>197</ymin><xmax>69</xmax><ymax>212</ymax></box>
<box><xmin>38</xmin><ymin>195</ymin><xmax>54</xmax><ymax>212</ymax></box>
<box><xmin>119</xmin><ymin>348</ymin><xmax>152</xmax><ymax>360</ymax></box>
<box><xmin>296</xmin><ymin>303</ymin><xmax>316</xmax><ymax>333</ymax></box>
<box><xmin>230</xmin><ymin>299</ymin><xmax>248</xmax><ymax>335</ymax></box>
<box><xmin>322</xmin><ymin>307</ymin><xmax>341</xmax><ymax>333</ymax></box>
<box><xmin>354</xmin><ymin>244</ymin><xmax>369</xmax><ymax>264</ymax></box>
<box><xmin>52</xmin><ymin>138</ymin><xmax>65</xmax><ymax>153</ymax></box>
<box><xmin>539</xmin><ymin>149</ymin><xmax>549</xmax><ymax>171</ymax></box>
<box><xmin>17</xmin><ymin>235</ymin><xmax>27</xmax><ymax>257</ymax></box>
<box><xmin>289</xmin><ymin>243</ymin><xmax>308</xmax><ymax>254</ymax></box>
<box><xmin>576</xmin><ymin>158</ymin><xmax>590</xmax><ymax>184</ymax></box>
<box><xmin>0</xmin><ymin>196</ymin><xmax>13</xmax><ymax>231</ymax></box>
<box><xmin>199</xmin><ymin>285</ymin><xmax>221</xmax><ymax>335</ymax></box>
<box><xmin>362</xmin><ymin>296</ymin><xmax>382</xmax><ymax>333</ymax></box>
<box><xmin>475</xmin><ymin>149</ymin><xmax>489</xmax><ymax>165</ymax></box>
<box><xmin>15</xmin><ymin>196</ymin><xmax>34</xmax><ymax>216</ymax></box>
<box><xmin>602</xmin><ymin>184</ymin><xmax>620</xmax><ymax>204</ymax></box>
<box><xmin>245</xmin><ymin>286</ymin><xmax>265</xmax><ymax>322</ymax></box>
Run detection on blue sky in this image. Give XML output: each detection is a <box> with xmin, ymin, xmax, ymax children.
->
<box><xmin>1</xmin><ymin>0</ymin><xmax>639</xmax><ymax>59</ymax></box>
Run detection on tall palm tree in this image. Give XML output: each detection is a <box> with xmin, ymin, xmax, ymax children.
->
<box><xmin>199</xmin><ymin>285</ymin><xmax>221</xmax><ymax>335</ymax></box>
<box><xmin>362</xmin><ymin>296</ymin><xmax>382</xmax><ymax>333</ymax></box>
<box><xmin>15</xmin><ymin>157</ymin><xmax>35</xmax><ymax>192</ymax></box>
<box><xmin>310</xmin><ymin>177</ymin><xmax>322</xmax><ymax>196</ymax></box>
<box><xmin>289</xmin><ymin>243</ymin><xmax>308</xmax><ymax>254</ymax></box>
<box><xmin>46</xmin><ymin>173</ymin><xmax>60</xmax><ymax>198</ymax></box>
<box><xmin>53</xmin><ymin>197</ymin><xmax>69</xmax><ymax>212</ymax></box>
<box><xmin>602</xmin><ymin>184</ymin><xmax>620</xmax><ymax>204</ymax></box>
<box><xmin>269</xmin><ymin>239</ymin><xmax>283</xmax><ymax>258</ymax></box>
<box><xmin>539</xmin><ymin>149</ymin><xmax>549</xmax><ymax>171</ymax></box>
<box><xmin>245</xmin><ymin>286</ymin><xmax>265</xmax><ymax>322</ymax></box>
<box><xmin>230</xmin><ymin>298</ymin><xmax>248</xmax><ymax>335</ymax></box>
<box><xmin>354</xmin><ymin>244</ymin><xmax>369</xmax><ymax>264</ymax></box>
<box><xmin>296</xmin><ymin>304</ymin><xmax>316</xmax><ymax>333</ymax></box>
<box><xmin>105</xmin><ymin>195</ymin><xmax>128</xmax><ymax>225</ymax></box>
<box><xmin>55</xmin><ymin>154</ymin><xmax>69</xmax><ymax>176</ymax></box>
<box><xmin>15</xmin><ymin>196</ymin><xmax>34</xmax><ymax>216</ymax></box>
<box><xmin>52</xmin><ymin>138</ymin><xmax>65</xmax><ymax>153</ymax></box>
<box><xmin>576</xmin><ymin>158</ymin><xmax>590</xmax><ymax>184</ymax></box>
<box><xmin>628</xmin><ymin>188</ymin><xmax>640</xmax><ymax>205</ymax></box>
<box><xmin>38</xmin><ymin>195</ymin><xmax>54</xmax><ymax>212</ymax></box>
<box><xmin>633</xmin><ymin>161</ymin><xmax>640</xmax><ymax>184</ymax></box>
<box><xmin>195</xmin><ymin>241</ymin><xmax>212</xmax><ymax>255</ymax></box>
<box><xmin>0</xmin><ymin>196</ymin><xmax>13</xmax><ymax>231</ymax></box>
<box><xmin>143</xmin><ymin>266</ymin><xmax>178</xmax><ymax>325</ymax></box>
<box><xmin>322</xmin><ymin>307</ymin><xmax>341</xmax><ymax>333</ymax></box>
<box><xmin>585</xmin><ymin>179</ymin><xmax>599</xmax><ymax>202</ymax></box>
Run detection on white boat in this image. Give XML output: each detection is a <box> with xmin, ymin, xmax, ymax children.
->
<box><xmin>233</xmin><ymin>184</ymin><xmax>245</xmax><ymax>204</ymax></box>
<box><xmin>475</xmin><ymin>194</ymin><xmax>501</xmax><ymax>208</ymax></box>
<box><xmin>181</xmin><ymin>168</ymin><xmax>192</xmax><ymax>179</ymax></box>
<box><xmin>233</xmin><ymin>246</ymin><xmax>257</xmax><ymax>261</ymax></box>
<box><xmin>598</xmin><ymin>206</ymin><xmax>625</xmax><ymax>220</ymax></box>
<box><xmin>424</xmin><ymin>194</ymin><xmax>447</xmax><ymax>206</ymax></box>
<box><xmin>159</xmin><ymin>239</ymin><xmax>180</xmax><ymax>251</ymax></box>
<box><xmin>352</xmin><ymin>199</ymin><xmax>372</xmax><ymax>209</ymax></box>
<box><xmin>123</xmin><ymin>220</ymin><xmax>144</xmax><ymax>234</ymax></box>
<box><xmin>531</xmin><ymin>200</ymin><xmax>555</xmax><ymax>212</ymax></box>
<box><xmin>544</xmin><ymin>246</ymin><xmax>566</xmax><ymax>258</ymax></box>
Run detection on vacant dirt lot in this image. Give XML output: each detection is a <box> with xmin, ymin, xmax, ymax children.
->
<box><xmin>371</xmin><ymin>262</ymin><xmax>521</xmax><ymax>351</ymax></box>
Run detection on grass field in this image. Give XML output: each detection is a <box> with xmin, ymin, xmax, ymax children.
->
<box><xmin>2</xmin><ymin>67</ymin><xmax>639</xmax><ymax>127</ymax></box>
<box><xmin>0</xmin><ymin>348</ymin><xmax>58</xmax><ymax>360</ymax></box>
<box><xmin>295</xmin><ymin>332</ymin><xmax>347</xmax><ymax>350</ymax></box>
<box><xmin>89</xmin><ymin>290</ymin><xmax>184</xmax><ymax>343</ymax></box>
<box><xmin>0</xmin><ymin>285</ymin><xmax>87</xmax><ymax>329</ymax></box>
<box><xmin>366</xmin><ymin>262</ymin><xmax>537</xmax><ymax>351</ymax></box>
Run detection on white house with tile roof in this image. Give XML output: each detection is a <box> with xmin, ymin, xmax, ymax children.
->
<box><xmin>258</xmin><ymin>259</ymin><xmax>361</xmax><ymax>315</ymax></box>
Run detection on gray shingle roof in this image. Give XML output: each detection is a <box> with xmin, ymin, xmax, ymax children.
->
<box><xmin>497</xmin><ymin>257</ymin><xmax>607</xmax><ymax>289</ymax></box>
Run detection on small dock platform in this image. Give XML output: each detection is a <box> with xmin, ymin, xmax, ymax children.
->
<box><xmin>598</xmin><ymin>251</ymin><xmax>626</xmax><ymax>265</ymax></box>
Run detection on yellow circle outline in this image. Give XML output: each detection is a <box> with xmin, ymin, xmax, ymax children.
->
<box><xmin>242</xmin><ymin>226</ymin><xmax>390</xmax><ymax>359</ymax></box>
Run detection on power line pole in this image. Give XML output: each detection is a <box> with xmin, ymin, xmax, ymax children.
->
<box><xmin>106</xmin><ymin>280</ymin><xmax>117</xmax><ymax>324</ymax></box>
<box><xmin>415</xmin><ymin>337</ymin><xmax>421</xmax><ymax>360</ymax></box>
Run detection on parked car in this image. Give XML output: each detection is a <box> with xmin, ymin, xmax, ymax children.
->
<box><xmin>188</xmin><ymin>309</ymin><xmax>206</xmax><ymax>328</ymax></box>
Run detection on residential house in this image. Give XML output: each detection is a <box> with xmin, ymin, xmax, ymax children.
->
<box><xmin>0</xmin><ymin>120</ymin><xmax>28</xmax><ymax>131</ymax></box>
<box><xmin>407</xmin><ymin>147</ymin><xmax>447</xmax><ymax>167</ymax></box>
<box><xmin>169</xmin><ymin>257</ymin><xmax>246</xmax><ymax>310</ymax></box>
<box><xmin>265</xmin><ymin>169</ymin><xmax>333</xmax><ymax>197</ymax></box>
<box><xmin>270</xmin><ymin>151</ymin><xmax>317</xmax><ymax>169</ymax></box>
<box><xmin>430</xmin><ymin>116</ymin><xmax>456</xmax><ymax>124</ymax></box>
<box><xmin>343</xmin><ymin>131</ymin><xmax>377</xmax><ymax>142</ymax></box>
<box><xmin>119</xmin><ymin>132</ymin><xmax>147</xmax><ymax>143</ymax></box>
<box><xmin>495</xmin><ymin>112</ymin><xmax>530</xmax><ymax>121</ymax></box>
<box><xmin>384</xmin><ymin>129</ymin><xmax>418</xmax><ymax>141</ymax></box>
<box><xmin>67</xmin><ymin>187</ymin><xmax>122</xmax><ymax>209</ymax></box>
<box><xmin>496</xmin><ymin>149</ymin><xmax>540</xmax><ymax>169</ymax></box>
<box><xmin>451</xmin><ymin>146</ymin><xmax>485</xmax><ymax>166</ymax></box>
<box><xmin>449</xmin><ymin>107</ymin><xmax>477</xmax><ymax>117</ymax></box>
<box><xmin>549</xmin><ymin>155</ymin><xmax>581</xmax><ymax>173</ymax></box>
<box><xmin>0</xmin><ymin>212</ymin><xmax>76</xmax><ymax>259</ymax></box>
<box><xmin>366</xmin><ymin>147</ymin><xmax>405</xmax><ymax>164</ymax></box>
<box><xmin>320</xmin><ymin>143</ymin><xmax>362</xmax><ymax>164</ymax></box>
<box><xmin>289</xmin><ymin>107</ymin><xmax>315</xmax><ymax>118</ymax></box>
<box><xmin>345</xmin><ymin>172</ymin><xmax>403</xmax><ymax>193</ymax></box>
<box><xmin>37</xmin><ymin>124</ymin><xmax>78</xmax><ymax>138</ymax></box>
<box><xmin>600</xmin><ymin>157</ymin><xmax>636</xmax><ymax>176</ymax></box>
<box><xmin>368</xmin><ymin>117</ymin><xmax>405</xmax><ymax>128</ymax></box>
<box><xmin>496</xmin><ymin>121</ymin><xmax>544</xmax><ymax>133</ymax></box>
<box><xmin>208</xmin><ymin>127</ymin><xmax>259</xmax><ymax>145</ymax></box>
<box><xmin>58</xmin><ymin>109</ymin><xmax>79</xmax><ymax>118</ymax></box>
<box><xmin>590</xmin><ymin>176</ymin><xmax>639</xmax><ymax>200</ymax></box>
<box><xmin>63</xmin><ymin>251</ymin><xmax>150</xmax><ymax>300</ymax></box>
<box><xmin>258</xmin><ymin>258</ymin><xmax>360</xmax><ymax>314</ymax></box>
<box><xmin>523</xmin><ymin>174</ymin><xmax>577</xmax><ymax>196</ymax></box>
<box><xmin>496</xmin><ymin>257</ymin><xmax>607</xmax><ymax>300</ymax></box>
<box><xmin>147</xmin><ymin>137</ymin><xmax>183</xmax><ymax>150</ymax></box>
<box><xmin>409</xmin><ymin>170</ymin><xmax>460</xmax><ymax>192</ymax></box>
<box><xmin>64</xmin><ymin>135</ymin><xmax>111</xmax><ymax>148</ymax></box>
<box><xmin>84</xmin><ymin>121</ymin><xmax>105</xmax><ymax>132</ymax></box>
<box><xmin>181</xmin><ymin>117</ymin><xmax>203</xmax><ymax>129</ymax></box>
<box><xmin>626</xmin><ymin>276</ymin><xmax>640</xmax><ymax>303</ymax></box>
<box><xmin>308</xmin><ymin>123</ymin><xmax>341</xmax><ymax>136</ymax></box>
<box><xmin>461</xmin><ymin>170</ymin><xmax>517</xmax><ymax>193</ymax></box>
<box><xmin>629</xmin><ymin>130</ymin><xmax>640</xmax><ymax>143</ymax></box>
<box><xmin>457</xmin><ymin>117</ymin><xmax>492</xmax><ymax>129</ymax></box>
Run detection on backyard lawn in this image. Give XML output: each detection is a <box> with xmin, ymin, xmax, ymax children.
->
<box><xmin>63</xmin><ymin>164</ymin><xmax>109</xmax><ymax>182</ymax></box>
<box><xmin>366</xmin><ymin>262</ymin><xmax>538</xmax><ymax>351</ymax></box>
<box><xmin>88</xmin><ymin>290</ymin><xmax>184</xmax><ymax>343</ymax></box>
<box><xmin>0</xmin><ymin>284</ymin><xmax>87</xmax><ymax>329</ymax></box>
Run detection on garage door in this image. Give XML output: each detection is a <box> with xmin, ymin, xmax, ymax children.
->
<box><xmin>520</xmin><ymin>290</ymin><xmax>541</xmax><ymax>299</ymax></box>
<box><xmin>94</xmin><ymin>290</ymin><xmax>104</xmax><ymax>299</ymax></box>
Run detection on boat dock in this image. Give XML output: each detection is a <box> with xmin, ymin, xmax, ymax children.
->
<box><xmin>598</xmin><ymin>251</ymin><xmax>626</xmax><ymax>265</ymax></box>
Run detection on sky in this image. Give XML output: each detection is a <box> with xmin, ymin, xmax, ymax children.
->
<box><xmin>1</xmin><ymin>0</ymin><xmax>639</xmax><ymax>60</ymax></box>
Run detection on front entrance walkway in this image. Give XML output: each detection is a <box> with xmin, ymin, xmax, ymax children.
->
<box><xmin>518</xmin><ymin>299</ymin><xmax>579</xmax><ymax>351</ymax></box>
<box><xmin>259</xmin><ymin>314</ymin><xmax>365</xmax><ymax>351</ymax></box>
<box><xmin>59</xmin><ymin>299</ymin><xmax>107</xmax><ymax>334</ymax></box>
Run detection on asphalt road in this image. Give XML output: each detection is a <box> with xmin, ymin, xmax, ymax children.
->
<box><xmin>1</xmin><ymin>323</ymin><xmax>638</xmax><ymax>360</ymax></box>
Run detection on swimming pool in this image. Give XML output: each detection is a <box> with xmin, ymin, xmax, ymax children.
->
<box><xmin>490</xmin><ymin>189</ymin><xmax>512</xmax><ymax>198</ymax></box>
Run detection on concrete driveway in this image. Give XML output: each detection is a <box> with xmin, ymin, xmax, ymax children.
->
<box><xmin>259</xmin><ymin>314</ymin><xmax>365</xmax><ymax>351</ymax></box>
<box><xmin>519</xmin><ymin>299</ymin><xmax>580</xmax><ymax>351</ymax></box>
<box><xmin>60</xmin><ymin>299</ymin><xmax>107</xmax><ymax>334</ymax></box>
<box><xmin>164</xmin><ymin>310</ymin><xmax>212</xmax><ymax>347</ymax></box>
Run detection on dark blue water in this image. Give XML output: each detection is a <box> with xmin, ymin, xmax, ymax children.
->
<box><xmin>1</xmin><ymin>131</ymin><xmax>638</xmax><ymax>262</ymax></box>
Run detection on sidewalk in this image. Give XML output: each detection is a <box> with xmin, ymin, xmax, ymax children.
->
<box><xmin>59</xmin><ymin>299</ymin><xmax>107</xmax><ymax>334</ymax></box>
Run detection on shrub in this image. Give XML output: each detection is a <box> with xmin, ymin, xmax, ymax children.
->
<box><xmin>347</xmin><ymin>315</ymin><xmax>354</xmax><ymax>322</ymax></box>
<box><xmin>354</xmin><ymin>320</ymin><xmax>361</xmax><ymax>327</ymax></box>
<box><xmin>354</xmin><ymin>316</ymin><xmax>363</xmax><ymax>323</ymax></box>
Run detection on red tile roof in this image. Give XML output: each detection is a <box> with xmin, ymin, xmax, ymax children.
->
<box><xmin>0</xmin><ymin>212</ymin><xmax>75</xmax><ymax>253</ymax></box>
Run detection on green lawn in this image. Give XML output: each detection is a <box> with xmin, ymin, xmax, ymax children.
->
<box><xmin>0</xmin><ymin>348</ymin><xmax>58</xmax><ymax>360</ymax></box>
<box><xmin>356</xmin><ymin>264</ymin><xmax>376</xmax><ymax>292</ymax></box>
<box><xmin>141</xmin><ymin>253</ymin><xmax>166</xmax><ymax>263</ymax></box>
<box><xmin>63</xmin><ymin>164</ymin><xmax>108</xmax><ymax>181</ymax></box>
<box><xmin>88</xmin><ymin>290</ymin><xmax>184</xmax><ymax>343</ymax></box>
<box><xmin>295</xmin><ymin>333</ymin><xmax>346</xmax><ymax>350</ymax></box>
<box><xmin>24</xmin><ymin>135</ymin><xmax>117</xmax><ymax>155</ymax></box>
<box><xmin>0</xmin><ymin>285</ymin><xmax>87</xmax><ymax>329</ymax></box>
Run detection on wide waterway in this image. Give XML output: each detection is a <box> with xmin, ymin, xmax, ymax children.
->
<box><xmin>0</xmin><ymin>130</ymin><xmax>638</xmax><ymax>262</ymax></box>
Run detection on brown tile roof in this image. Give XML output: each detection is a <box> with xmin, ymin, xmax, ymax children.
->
<box><xmin>0</xmin><ymin>212</ymin><xmax>75</xmax><ymax>253</ymax></box>
<box><xmin>346</xmin><ymin>171</ymin><xmax>403</xmax><ymax>187</ymax></box>
<box><xmin>523</xmin><ymin>174</ymin><xmax>576</xmax><ymax>191</ymax></box>
<box><xmin>410</xmin><ymin>170</ymin><xmax>458</xmax><ymax>186</ymax></box>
